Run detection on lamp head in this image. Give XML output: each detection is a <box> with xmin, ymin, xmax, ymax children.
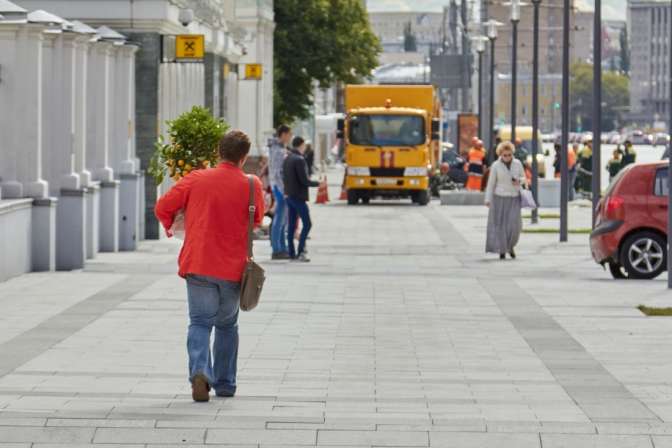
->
<box><xmin>483</xmin><ymin>20</ymin><xmax>503</xmax><ymax>40</ymax></box>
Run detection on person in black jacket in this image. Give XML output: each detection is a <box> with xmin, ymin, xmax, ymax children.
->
<box><xmin>283</xmin><ymin>137</ymin><xmax>319</xmax><ymax>262</ymax></box>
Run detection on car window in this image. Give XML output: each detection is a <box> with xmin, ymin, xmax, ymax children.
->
<box><xmin>655</xmin><ymin>168</ymin><xmax>669</xmax><ymax>196</ymax></box>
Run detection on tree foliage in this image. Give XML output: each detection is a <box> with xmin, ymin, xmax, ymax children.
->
<box><xmin>570</xmin><ymin>62</ymin><xmax>629</xmax><ymax>132</ymax></box>
<box><xmin>273</xmin><ymin>0</ymin><xmax>381</xmax><ymax>125</ymax></box>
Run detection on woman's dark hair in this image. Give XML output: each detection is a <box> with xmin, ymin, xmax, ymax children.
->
<box><xmin>277</xmin><ymin>124</ymin><xmax>291</xmax><ymax>137</ymax></box>
<box><xmin>292</xmin><ymin>136</ymin><xmax>305</xmax><ymax>148</ymax></box>
<box><xmin>219</xmin><ymin>130</ymin><xmax>251</xmax><ymax>163</ymax></box>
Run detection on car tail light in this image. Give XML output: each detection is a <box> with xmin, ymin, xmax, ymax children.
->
<box><xmin>604</xmin><ymin>195</ymin><xmax>624</xmax><ymax>219</ymax></box>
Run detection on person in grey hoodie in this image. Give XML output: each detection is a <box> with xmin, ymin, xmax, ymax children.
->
<box><xmin>268</xmin><ymin>125</ymin><xmax>292</xmax><ymax>260</ymax></box>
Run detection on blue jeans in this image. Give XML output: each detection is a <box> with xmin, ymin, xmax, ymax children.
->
<box><xmin>186</xmin><ymin>274</ymin><xmax>239</xmax><ymax>395</ymax></box>
<box><xmin>286</xmin><ymin>197</ymin><xmax>312</xmax><ymax>258</ymax></box>
<box><xmin>271</xmin><ymin>186</ymin><xmax>288</xmax><ymax>253</ymax></box>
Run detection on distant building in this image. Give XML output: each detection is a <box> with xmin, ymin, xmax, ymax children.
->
<box><xmin>368</xmin><ymin>11</ymin><xmax>443</xmax><ymax>57</ymax></box>
<box><xmin>495</xmin><ymin>73</ymin><xmax>563</xmax><ymax>132</ymax></box>
<box><xmin>628</xmin><ymin>0</ymin><xmax>671</xmax><ymax>127</ymax></box>
<box><xmin>486</xmin><ymin>0</ymin><xmax>593</xmax><ymax>76</ymax></box>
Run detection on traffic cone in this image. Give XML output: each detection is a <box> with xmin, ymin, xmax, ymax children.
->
<box><xmin>315</xmin><ymin>176</ymin><xmax>329</xmax><ymax>204</ymax></box>
<box><xmin>339</xmin><ymin>188</ymin><xmax>347</xmax><ymax>200</ymax></box>
<box><xmin>339</xmin><ymin>171</ymin><xmax>348</xmax><ymax>200</ymax></box>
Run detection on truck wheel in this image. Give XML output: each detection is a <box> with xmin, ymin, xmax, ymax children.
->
<box><xmin>361</xmin><ymin>196</ymin><xmax>370</xmax><ymax>205</ymax></box>
<box><xmin>416</xmin><ymin>190</ymin><xmax>430</xmax><ymax>206</ymax></box>
<box><xmin>347</xmin><ymin>190</ymin><xmax>359</xmax><ymax>205</ymax></box>
<box><xmin>620</xmin><ymin>231</ymin><xmax>667</xmax><ymax>280</ymax></box>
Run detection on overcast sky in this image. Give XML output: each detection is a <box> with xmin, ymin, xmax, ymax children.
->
<box><xmin>367</xmin><ymin>0</ymin><xmax>626</xmax><ymax>21</ymax></box>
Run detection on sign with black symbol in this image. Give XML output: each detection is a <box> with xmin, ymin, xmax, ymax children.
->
<box><xmin>245</xmin><ymin>64</ymin><xmax>263</xmax><ymax>80</ymax></box>
<box><xmin>176</xmin><ymin>35</ymin><xmax>204</xmax><ymax>60</ymax></box>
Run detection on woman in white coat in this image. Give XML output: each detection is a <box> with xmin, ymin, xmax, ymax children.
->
<box><xmin>485</xmin><ymin>141</ymin><xmax>526</xmax><ymax>259</ymax></box>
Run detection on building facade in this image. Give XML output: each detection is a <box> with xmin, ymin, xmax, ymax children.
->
<box><xmin>628</xmin><ymin>0</ymin><xmax>671</xmax><ymax>127</ymax></box>
<box><xmin>15</xmin><ymin>0</ymin><xmax>274</xmax><ymax>240</ymax></box>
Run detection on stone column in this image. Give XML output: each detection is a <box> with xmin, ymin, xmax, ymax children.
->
<box><xmin>54</xmin><ymin>31</ymin><xmax>87</xmax><ymax>270</ymax></box>
<box><xmin>75</xmin><ymin>35</ymin><xmax>92</xmax><ymax>187</ymax></box>
<box><xmin>116</xmin><ymin>44</ymin><xmax>140</xmax><ymax>251</ymax></box>
<box><xmin>0</xmin><ymin>23</ymin><xmax>22</xmax><ymax>198</ymax></box>
<box><xmin>15</xmin><ymin>24</ymin><xmax>48</xmax><ymax>199</ymax></box>
<box><xmin>87</xmin><ymin>40</ymin><xmax>118</xmax><ymax>252</ymax></box>
<box><xmin>74</xmin><ymin>35</ymin><xmax>98</xmax><ymax>259</ymax></box>
<box><xmin>15</xmin><ymin>24</ymin><xmax>57</xmax><ymax>272</ymax></box>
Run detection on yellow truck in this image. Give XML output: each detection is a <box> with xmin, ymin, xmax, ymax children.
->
<box><xmin>337</xmin><ymin>85</ymin><xmax>441</xmax><ymax>205</ymax></box>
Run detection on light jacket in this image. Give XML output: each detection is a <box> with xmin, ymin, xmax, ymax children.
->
<box><xmin>268</xmin><ymin>138</ymin><xmax>286</xmax><ymax>193</ymax></box>
<box><xmin>485</xmin><ymin>158</ymin><xmax>526</xmax><ymax>204</ymax></box>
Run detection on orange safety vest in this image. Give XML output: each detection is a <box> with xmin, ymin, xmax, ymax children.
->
<box><xmin>465</xmin><ymin>148</ymin><xmax>485</xmax><ymax>191</ymax></box>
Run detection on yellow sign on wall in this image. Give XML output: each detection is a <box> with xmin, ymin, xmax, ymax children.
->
<box><xmin>175</xmin><ymin>35</ymin><xmax>205</xmax><ymax>60</ymax></box>
<box><xmin>245</xmin><ymin>63</ymin><xmax>263</xmax><ymax>80</ymax></box>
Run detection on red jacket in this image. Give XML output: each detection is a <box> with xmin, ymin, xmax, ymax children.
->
<box><xmin>155</xmin><ymin>163</ymin><xmax>264</xmax><ymax>282</ymax></box>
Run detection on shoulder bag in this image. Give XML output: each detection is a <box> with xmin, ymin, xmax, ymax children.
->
<box><xmin>240</xmin><ymin>176</ymin><xmax>265</xmax><ymax>311</ymax></box>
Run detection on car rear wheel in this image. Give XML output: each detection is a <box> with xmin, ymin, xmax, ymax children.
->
<box><xmin>608</xmin><ymin>262</ymin><xmax>628</xmax><ymax>279</ymax></box>
<box><xmin>621</xmin><ymin>232</ymin><xmax>667</xmax><ymax>280</ymax></box>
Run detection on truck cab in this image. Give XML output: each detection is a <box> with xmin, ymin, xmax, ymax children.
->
<box><xmin>338</xmin><ymin>85</ymin><xmax>441</xmax><ymax>205</ymax></box>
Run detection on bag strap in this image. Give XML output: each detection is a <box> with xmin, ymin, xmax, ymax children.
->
<box><xmin>246</xmin><ymin>175</ymin><xmax>255</xmax><ymax>260</ymax></box>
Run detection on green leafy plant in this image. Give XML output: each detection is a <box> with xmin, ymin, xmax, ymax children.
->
<box><xmin>148</xmin><ymin>106</ymin><xmax>229</xmax><ymax>185</ymax></box>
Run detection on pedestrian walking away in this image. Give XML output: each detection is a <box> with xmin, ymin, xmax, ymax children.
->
<box><xmin>606</xmin><ymin>148</ymin><xmax>623</xmax><ymax>182</ymax></box>
<box><xmin>283</xmin><ymin>136</ymin><xmax>319</xmax><ymax>262</ymax></box>
<box><xmin>621</xmin><ymin>140</ymin><xmax>637</xmax><ymax>169</ymax></box>
<box><xmin>154</xmin><ymin>130</ymin><xmax>264</xmax><ymax>402</ymax></box>
<box><xmin>575</xmin><ymin>138</ymin><xmax>593</xmax><ymax>198</ymax></box>
<box><xmin>485</xmin><ymin>141</ymin><xmax>525</xmax><ymax>260</ymax></box>
<box><xmin>268</xmin><ymin>124</ymin><xmax>292</xmax><ymax>260</ymax></box>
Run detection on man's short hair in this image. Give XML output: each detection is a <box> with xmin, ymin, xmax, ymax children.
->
<box><xmin>277</xmin><ymin>124</ymin><xmax>291</xmax><ymax>137</ymax></box>
<box><xmin>219</xmin><ymin>130</ymin><xmax>251</xmax><ymax>163</ymax></box>
<box><xmin>292</xmin><ymin>136</ymin><xmax>305</xmax><ymax>148</ymax></box>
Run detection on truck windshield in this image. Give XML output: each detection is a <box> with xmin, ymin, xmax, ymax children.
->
<box><xmin>349</xmin><ymin>115</ymin><xmax>425</xmax><ymax>146</ymax></box>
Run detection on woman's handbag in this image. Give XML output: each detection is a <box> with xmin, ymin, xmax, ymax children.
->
<box><xmin>240</xmin><ymin>176</ymin><xmax>265</xmax><ymax>311</ymax></box>
<box><xmin>520</xmin><ymin>188</ymin><xmax>537</xmax><ymax>209</ymax></box>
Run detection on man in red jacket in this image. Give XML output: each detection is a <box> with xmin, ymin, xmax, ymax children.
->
<box><xmin>155</xmin><ymin>130</ymin><xmax>264</xmax><ymax>402</ymax></box>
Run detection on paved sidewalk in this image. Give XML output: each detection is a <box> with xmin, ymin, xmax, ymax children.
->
<box><xmin>0</xmin><ymin>172</ymin><xmax>671</xmax><ymax>447</ymax></box>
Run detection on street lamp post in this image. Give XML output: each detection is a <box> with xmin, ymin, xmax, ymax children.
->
<box><xmin>485</xmin><ymin>20</ymin><xmax>502</xmax><ymax>164</ymax></box>
<box><xmin>473</xmin><ymin>37</ymin><xmax>487</xmax><ymax>143</ymax></box>
<box><xmin>560</xmin><ymin>0</ymin><xmax>570</xmax><ymax>242</ymax></box>
<box><xmin>592</xmin><ymin>0</ymin><xmax>602</xmax><ymax>229</ymax></box>
<box><xmin>531</xmin><ymin>0</ymin><xmax>541</xmax><ymax>224</ymax></box>
<box><xmin>509</xmin><ymin>0</ymin><xmax>522</xmax><ymax>145</ymax></box>
<box><xmin>667</xmin><ymin>0</ymin><xmax>672</xmax><ymax>289</ymax></box>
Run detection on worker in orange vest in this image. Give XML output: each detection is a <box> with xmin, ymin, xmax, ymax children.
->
<box><xmin>465</xmin><ymin>138</ymin><xmax>486</xmax><ymax>191</ymax></box>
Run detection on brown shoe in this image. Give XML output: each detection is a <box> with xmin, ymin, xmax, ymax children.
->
<box><xmin>191</xmin><ymin>373</ymin><xmax>210</xmax><ymax>402</ymax></box>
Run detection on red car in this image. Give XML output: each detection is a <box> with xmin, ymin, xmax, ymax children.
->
<box><xmin>590</xmin><ymin>162</ymin><xmax>669</xmax><ymax>279</ymax></box>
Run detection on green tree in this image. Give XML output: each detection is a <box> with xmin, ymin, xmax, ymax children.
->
<box><xmin>273</xmin><ymin>0</ymin><xmax>381</xmax><ymax>125</ymax></box>
<box><xmin>570</xmin><ymin>62</ymin><xmax>629</xmax><ymax>132</ymax></box>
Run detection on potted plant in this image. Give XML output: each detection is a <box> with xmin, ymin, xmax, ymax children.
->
<box><xmin>149</xmin><ymin>106</ymin><xmax>228</xmax><ymax>238</ymax></box>
<box><xmin>148</xmin><ymin>106</ymin><xmax>228</xmax><ymax>185</ymax></box>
